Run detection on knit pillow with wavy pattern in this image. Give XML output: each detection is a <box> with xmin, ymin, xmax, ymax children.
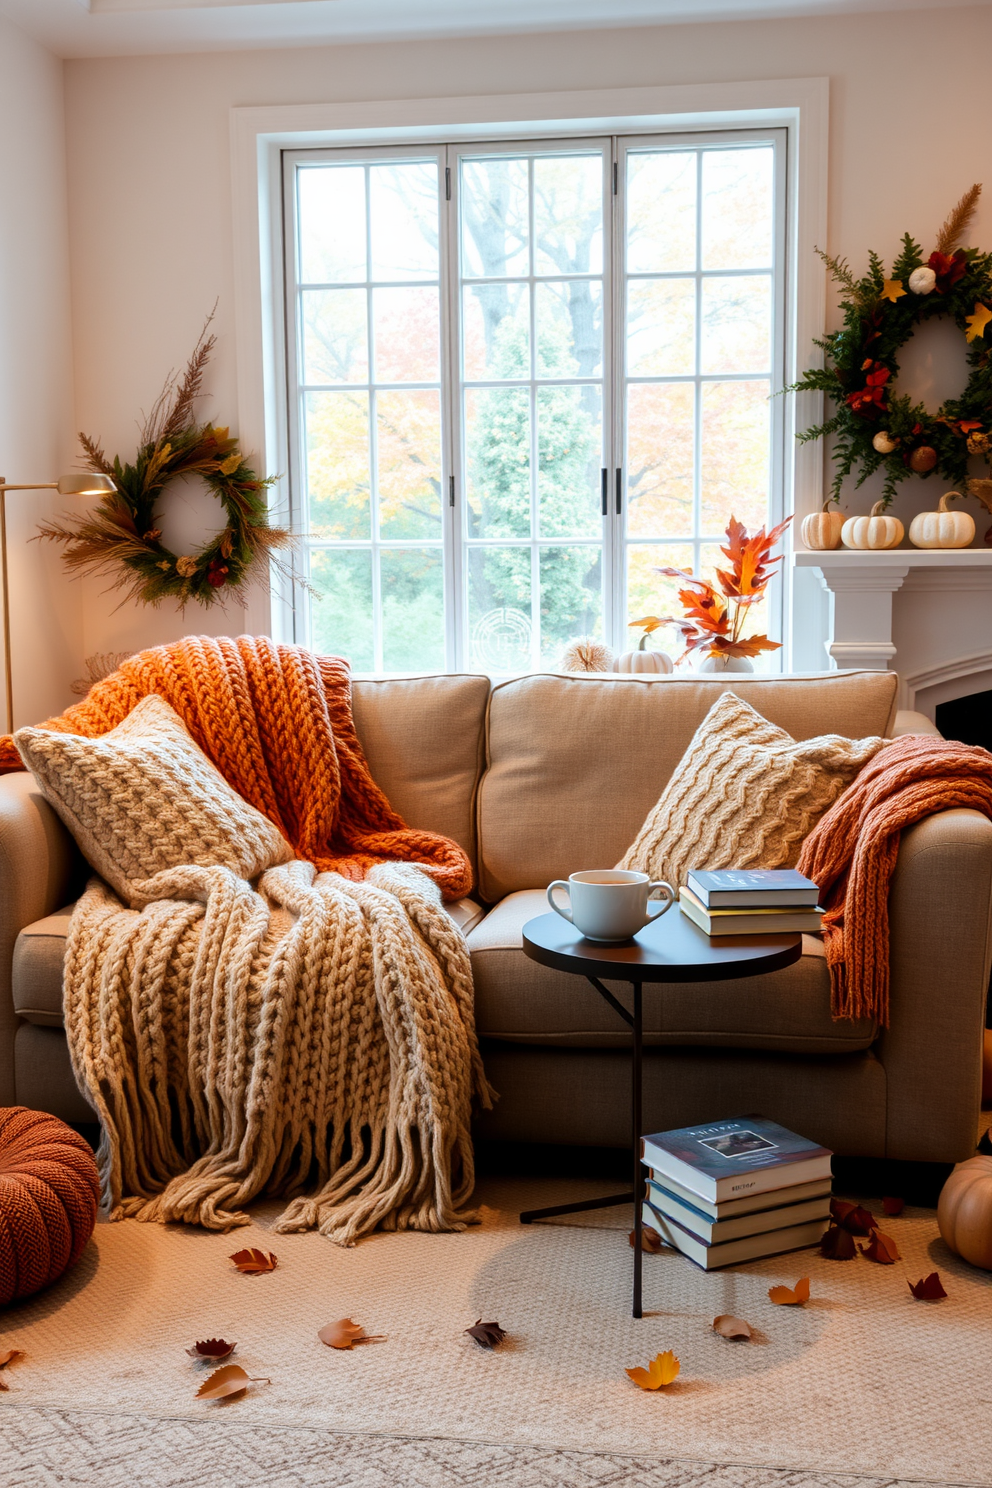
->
<box><xmin>15</xmin><ymin>693</ymin><xmax>294</xmax><ymax>904</ymax></box>
<box><xmin>617</xmin><ymin>690</ymin><xmax>886</xmax><ymax>888</ymax></box>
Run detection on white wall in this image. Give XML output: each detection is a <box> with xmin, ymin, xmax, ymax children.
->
<box><xmin>61</xmin><ymin>4</ymin><xmax>992</xmax><ymax>667</ymax></box>
<box><xmin>0</xmin><ymin>15</ymin><xmax>79</xmax><ymax>726</ymax></box>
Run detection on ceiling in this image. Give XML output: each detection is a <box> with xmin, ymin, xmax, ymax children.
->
<box><xmin>0</xmin><ymin>0</ymin><xmax>981</xmax><ymax>58</ymax></box>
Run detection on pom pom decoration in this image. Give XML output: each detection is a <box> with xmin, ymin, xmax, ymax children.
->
<box><xmin>872</xmin><ymin>431</ymin><xmax>899</xmax><ymax>454</ymax></box>
<box><xmin>909</xmin><ymin>266</ymin><xmax>937</xmax><ymax>294</ymax></box>
<box><xmin>558</xmin><ymin>637</ymin><xmax>615</xmax><ymax>673</ymax></box>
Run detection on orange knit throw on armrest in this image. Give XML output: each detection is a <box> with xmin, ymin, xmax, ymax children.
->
<box><xmin>0</xmin><ymin>634</ymin><xmax>473</xmax><ymax>901</ymax></box>
<box><xmin>797</xmin><ymin>732</ymin><xmax>992</xmax><ymax>1026</ymax></box>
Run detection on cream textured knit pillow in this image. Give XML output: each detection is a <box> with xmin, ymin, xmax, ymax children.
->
<box><xmin>617</xmin><ymin>690</ymin><xmax>886</xmax><ymax>888</ymax></box>
<box><xmin>15</xmin><ymin>694</ymin><xmax>294</xmax><ymax>903</ymax></box>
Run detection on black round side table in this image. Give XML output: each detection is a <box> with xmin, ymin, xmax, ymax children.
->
<box><xmin>521</xmin><ymin>909</ymin><xmax>802</xmax><ymax>1318</ymax></box>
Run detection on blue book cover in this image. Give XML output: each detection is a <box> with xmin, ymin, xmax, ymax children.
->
<box><xmin>687</xmin><ymin>869</ymin><xmax>820</xmax><ymax>907</ymax></box>
<box><xmin>641</xmin><ymin>1115</ymin><xmax>832</xmax><ymax>1203</ymax></box>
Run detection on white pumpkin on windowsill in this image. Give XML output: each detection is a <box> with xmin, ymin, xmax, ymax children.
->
<box><xmin>615</xmin><ymin>618</ymin><xmax>674</xmax><ymax>674</ymax></box>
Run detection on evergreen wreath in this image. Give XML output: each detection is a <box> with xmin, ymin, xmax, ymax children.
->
<box><xmin>790</xmin><ymin>184</ymin><xmax>992</xmax><ymax>509</ymax></box>
<box><xmin>39</xmin><ymin>321</ymin><xmax>292</xmax><ymax>608</ymax></box>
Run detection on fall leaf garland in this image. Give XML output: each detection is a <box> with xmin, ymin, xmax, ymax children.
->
<box><xmin>38</xmin><ymin>317</ymin><xmax>293</xmax><ymax>609</ymax></box>
<box><xmin>788</xmin><ymin>183</ymin><xmax>992</xmax><ymax>508</ymax></box>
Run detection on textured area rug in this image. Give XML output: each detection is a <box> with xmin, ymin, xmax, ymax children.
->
<box><xmin>1</xmin><ymin>1177</ymin><xmax>990</xmax><ymax>1486</ymax></box>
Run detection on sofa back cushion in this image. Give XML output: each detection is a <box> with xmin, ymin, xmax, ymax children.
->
<box><xmin>351</xmin><ymin>674</ymin><xmax>490</xmax><ymax>868</ymax></box>
<box><xmin>476</xmin><ymin>670</ymin><xmax>899</xmax><ymax>902</ymax></box>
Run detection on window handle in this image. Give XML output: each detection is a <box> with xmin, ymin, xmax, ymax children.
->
<box><xmin>615</xmin><ymin>467</ymin><xmax>622</xmax><ymax>516</ymax></box>
<box><xmin>601</xmin><ymin>467</ymin><xmax>608</xmax><ymax>517</ymax></box>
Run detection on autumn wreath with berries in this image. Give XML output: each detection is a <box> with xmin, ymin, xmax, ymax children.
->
<box><xmin>790</xmin><ymin>184</ymin><xmax>992</xmax><ymax>510</ymax></box>
<box><xmin>39</xmin><ymin>322</ymin><xmax>292</xmax><ymax>607</ymax></box>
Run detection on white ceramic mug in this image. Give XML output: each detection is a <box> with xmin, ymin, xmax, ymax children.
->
<box><xmin>546</xmin><ymin>869</ymin><xmax>675</xmax><ymax>943</ymax></box>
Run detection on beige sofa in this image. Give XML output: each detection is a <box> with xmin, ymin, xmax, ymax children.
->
<box><xmin>1</xmin><ymin>668</ymin><xmax>989</xmax><ymax>1165</ymax></box>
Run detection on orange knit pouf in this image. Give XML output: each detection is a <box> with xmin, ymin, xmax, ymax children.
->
<box><xmin>0</xmin><ymin>1107</ymin><xmax>99</xmax><ymax>1305</ymax></box>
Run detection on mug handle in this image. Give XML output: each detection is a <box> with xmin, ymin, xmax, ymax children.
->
<box><xmin>547</xmin><ymin>881</ymin><xmax>573</xmax><ymax>923</ymax></box>
<box><xmin>646</xmin><ymin>881</ymin><xmax>675</xmax><ymax>920</ymax></box>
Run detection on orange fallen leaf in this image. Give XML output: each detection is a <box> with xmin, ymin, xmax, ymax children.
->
<box><xmin>317</xmin><ymin>1318</ymin><xmax>387</xmax><ymax>1350</ymax></box>
<box><xmin>860</xmin><ymin>1231</ymin><xmax>900</xmax><ymax>1264</ymax></box>
<box><xmin>819</xmin><ymin>1224</ymin><xmax>857</xmax><ymax>1260</ymax></box>
<box><xmin>229</xmin><ymin>1248</ymin><xmax>277</xmax><ymax>1275</ymax></box>
<box><xmin>713</xmin><ymin>1314</ymin><xmax>753</xmax><ymax>1340</ymax></box>
<box><xmin>625</xmin><ymin>1349</ymin><xmax>680</xmax><ymax>1391</ymax></box>
<box><xmin>186</xmin><ymin>1338</ymin><xmax>236</xmax><ymax>1361</ymax></box>
<box><xmin>882</xmin><ymin>1196</ymin><xmax>905</xmax><ymax>1216</ymax></box>
<box><xmin>195</xmin><ymin>1364</ymin><xmax>270</xmax><ymax>1401</ymax></box>
<box><xmin>768</xmin><ymin>1277</ymin><xmax>811</xmax><ymax>1305</ymax></box>
<box><xmin>464</xmin><ymin>1319</ymin><xmax>507</xmax><ymax>1350</ymax></box>
<box><xmin>909</xmin><ymin>1271</ymin><xmax>948</xmax><ymax>1300</ymax></box>
<box><xmin>628</xmin><ymin>1225</ymin><xmax>664</xmax><ymax>1254</ymax></box>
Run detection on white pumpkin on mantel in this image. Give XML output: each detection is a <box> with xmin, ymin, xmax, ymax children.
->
<box><xmin>908</xmin><ymin>490</ymin><xmax>976</xmax><ymax>549</ymax></box>
<box><xmin>801</xmin><ymin>500</ymin><xmax>845</xmax><ymax>552</ymax></box>
<box><xmin>614</xmin><ymin>637</ymin><xmax>674</xmax><ymax>674</ymax></box>
<box><xmin>841</xmin><ymin>501</ymin><xmax>905</xmax><ymax>551</ymax></box>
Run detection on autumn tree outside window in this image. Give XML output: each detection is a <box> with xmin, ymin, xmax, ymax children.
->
<box><xmin>282</xmin><ymin>131</ymin><xmax>787</xmax><ymax>674</ymax></box>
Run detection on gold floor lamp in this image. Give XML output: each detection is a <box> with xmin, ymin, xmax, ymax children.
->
<box><xmin>0</xmin><ymin>474</ymin><xmax>117</xmax><ymax>734</ymax></box>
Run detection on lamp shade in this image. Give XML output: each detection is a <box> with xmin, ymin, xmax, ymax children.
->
<box><xmin>56</xmin><ymin>474</ymin><xmax>116</xmax><ymax>497</ymax></box>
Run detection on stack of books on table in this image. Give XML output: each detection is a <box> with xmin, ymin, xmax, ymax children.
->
<box><xmin>678</xmin><ymin>868</ymin><xmax>823</xmax><ymax>936</ymax></box>
<box><xmin>640</xmin><ymin>1115</ymin><xmax>832</xmax><ymax>1269</ymax></box>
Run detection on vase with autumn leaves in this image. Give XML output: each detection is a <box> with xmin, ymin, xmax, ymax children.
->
<box><xmin>631</xmin><ymin>514</ymin><xmax>792</xmax><ymax>673</ymax></box>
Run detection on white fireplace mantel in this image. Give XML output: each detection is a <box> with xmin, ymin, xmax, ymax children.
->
<box><xmin>793</xmin><ymin>548</ymin><xmax>992</xmax><ymax>674</ymax></box>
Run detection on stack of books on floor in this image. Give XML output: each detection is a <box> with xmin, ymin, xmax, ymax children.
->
<box><xmin>678</xmin><ymin>868</ymin><xmax>824</xmax><ymax>936</ymax></box>
<box><xmin>641</xmin><ymin>1115</ymin><xmax>832</xmax><ymax>1269</ymax></box>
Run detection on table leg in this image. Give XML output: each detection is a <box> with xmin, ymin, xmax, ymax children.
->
<box><xmin>632</xmin><ymin>980</ymin><xmax>643</xmax><ymax>1319</ymax></box>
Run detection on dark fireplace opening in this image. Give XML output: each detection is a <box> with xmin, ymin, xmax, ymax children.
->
<box><xmin>935</xmin><ymin>690</ymin><xmax>992</xmax><ymax>752</ymax></box>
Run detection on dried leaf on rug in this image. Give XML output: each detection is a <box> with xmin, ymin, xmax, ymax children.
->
<box><xmin>830</xmin><ymin>1198</ymin><xmax>877</xmax><ymax>1235</ymax></box>
<box><xmin>883</xmin><ymin>1196</ymin><xmax>905</xmax><ymax>1215</ymax></box>
<box><xmin>712</xmin><ymin>1315</ymin><xmax>753</xmax><ymax>1340</ymax></box>
<box><xmin>860</xmin><ymin>1232</ymin><xmax>900</xmax><ymax>1264</ymax></box>
<box><xmin>625</xmin><ymin>1350</ymin><xmax>680</xmax><ymax>1391</ymax></box>
<box><xmin>820</xmin><ymin>1224</ymin><xmax>858</xmax><ymax>1260</ymax></box>
<box><xmin>195</xmin><ymin>1364</ymin><xmax>270</xmax><ymax>1401</ymax></box>
<box><xmin>768</xmin><ymin>1277</ymin><xmax>811</xmax><ymax>1305</ymax></box>
<box><xmin>230</xmin><ymin>1249</ymin><xmax>278</xmax><ymax>1275</ymax></box>
<box><xmin>464</xmin><ymin>1320</ymin><xmax>506</xmax><ymax>1350</ymax></box>
<box><xmin>0</xmin><ymin>1348</ymin><xmax>25</xmax><ymax>1388</ymax></box>
<box><xmin>186</xmin><ymin>1339</ymin><xmax>236</xmax><ymax>1361</ymax></box>
<box><xmin>318</xmin><ymin>1320</ymin><xmax>385</xmax><ymax>1350</ymax></box>
<box><xmin>629</xmin><ymin>1225</ymin><xmax>664</xmax><ymax>1253</ymax></box>
<box><xmin>909</xmin><ymin>1272</ymin><xmax>948</xmax><ymax>1300</ymax></box>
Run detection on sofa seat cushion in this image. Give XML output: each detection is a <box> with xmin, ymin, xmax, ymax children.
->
<box><xmin>13</xmin><ymin>896</ymin><xmax>487</xmax><ymax>1028</ymax></box>
<box><xmin>467</xmin><ymin>890</ymin><xmax>877</xmax><ymax>1053</ymax></box>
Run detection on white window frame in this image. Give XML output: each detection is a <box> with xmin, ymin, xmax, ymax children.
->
<box><xmin>231</xmin><ymin>80</ymin><xmax>828</xmax><ymax>672</ymax></box>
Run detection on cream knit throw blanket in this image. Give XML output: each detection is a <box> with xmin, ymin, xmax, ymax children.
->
<box><xmin>65</xmin><ymin>858</ymin><xmax>490</xmax><ymax>1245</ymax></box>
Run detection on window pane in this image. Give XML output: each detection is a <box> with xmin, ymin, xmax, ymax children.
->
<box><xmin>369</xmin><ymin>162</ymin><xmax>439</xmax><ymax>281</ymax></box>
<box><xmin>310</xmin><ymin>548</ymin><xmax>374</xmax><ymax>669</ymax></box>
<box><xmin>463</xmin><ymin>283</ymin><xmax>529</xmax><ymax>381</ymax></box>
<box><xmin>538</xmin><ymin>385</ymin><xmax>601</xmax><ymax>538</ymax></box>
<box><xmin>702</xmin><ymin>147</ymin><xmax>774</xmax><ymax>271</ymax></box>
<box><xmin>625</xmin><ymin>542</ymin><xmax>686</xmax><ymax>659</ymax></box>
<box><xmin>298</xmin><ymin>165</ymin><xmax>366</xmax><ymax>284</ymax></box>
<box><xmin>460</xmin><ymin>157</ymin><xmax>529</xmax><ymax>278</ymax></box>
<box><xmin>372</xmin><ymin>287</ymin><xmax>440</xmax><ymax>383</ymax></box>
<box><xmin>626</xmin><ymin>382</ymin><xmax>695</xmax><ymax>539</ymax></box>
<box><xmin>536</xmin><ymin>281</ymin><xmax>602</xmax><ymax>378</ymax></box>
<box><xmin>627</xmin><ymin>279</ymin><xmax>695</xmax><ymax>378</ymax></box>
<box><xmin>533</xmin><ymin>155</ymin><xmax>603</xmax><ymax>276</ymax></box>
<box><xmin>700</xmin><ymin>275</ymin><xmax>771</xmax><ymax>375</ymax></box>
<box><xmin>304</xmin><ymin>391</ymin><xmax>370</xmax><ymax>540</ymax></box>
<box><xmin>539</xmin><ymin>546</ymin><xmax>602</xmax><ymax>666</ymax></box>
<box><xmin>627</xmin><ymin>151</ymin><xmax>696</xmax><ymax>273</ymax></box>
<box><xmin>468</xmin><ymin>548</ymin><xmax>532</xmax><ymax>672</ymax></box>
<box><xmin>700</xmin><ymin>381</ymin><xmax>770</xmax><ymax>536</ymax></box>
<box><xmin>465</xmin><ymin>387</ymin><xmax>531</xmax><ymax>538</ymax></box>
<box><xmin>381</xmin><ymin>548</ymin><xmax>445</xmax><ymax>671</ymax></box>
<box><xmin>376</xmin><ymin>390</ymin><xmax>442</xmax><ymax>540</ymax></box>
<box><xmin>302</xmin><ymin>288</ymin><xmax>368</xmax><ymax>385</ymax></box>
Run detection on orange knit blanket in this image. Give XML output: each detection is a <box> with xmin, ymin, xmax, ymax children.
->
<box><xmin>0</xmin><ymin>634</ymin><xmax>472</xmax><ymax>900</ymax></box>
<box><xmin>797</xmin><ymin>733</ymin><xmax>992</xmax><ymax>1026</ymax></box>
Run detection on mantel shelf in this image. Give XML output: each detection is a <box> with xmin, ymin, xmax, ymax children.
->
<box><xmin>794</xmin><ymin>548</ymin><xmax>992</xmax><ymax>568</ymax></box>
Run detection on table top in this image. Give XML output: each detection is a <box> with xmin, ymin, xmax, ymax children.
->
<box><xmin>522</xmin><ymin>910</ymin><xmax>802</xmax><ymax>983</ymax></box>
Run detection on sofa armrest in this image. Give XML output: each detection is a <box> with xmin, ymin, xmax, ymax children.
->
<box><xmin>876</xmin><ymin>807</ymin><xmax>992</xmax><ymax>1161</ymax></box>
<box><xmin>0</xmin><ymin>772</ymin><xmax>82</xmax><ymax>1103</ymax></box>
<box><xmin>891</xmin><ymin>710</ymin><xmax>942</xmax><ymax>738</ymax></box>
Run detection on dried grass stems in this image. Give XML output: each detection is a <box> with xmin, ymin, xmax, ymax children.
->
<box><xmin>38</xmin><ymin>314</ymin><xmax>297</xmax><ymax>610</ymax></box>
